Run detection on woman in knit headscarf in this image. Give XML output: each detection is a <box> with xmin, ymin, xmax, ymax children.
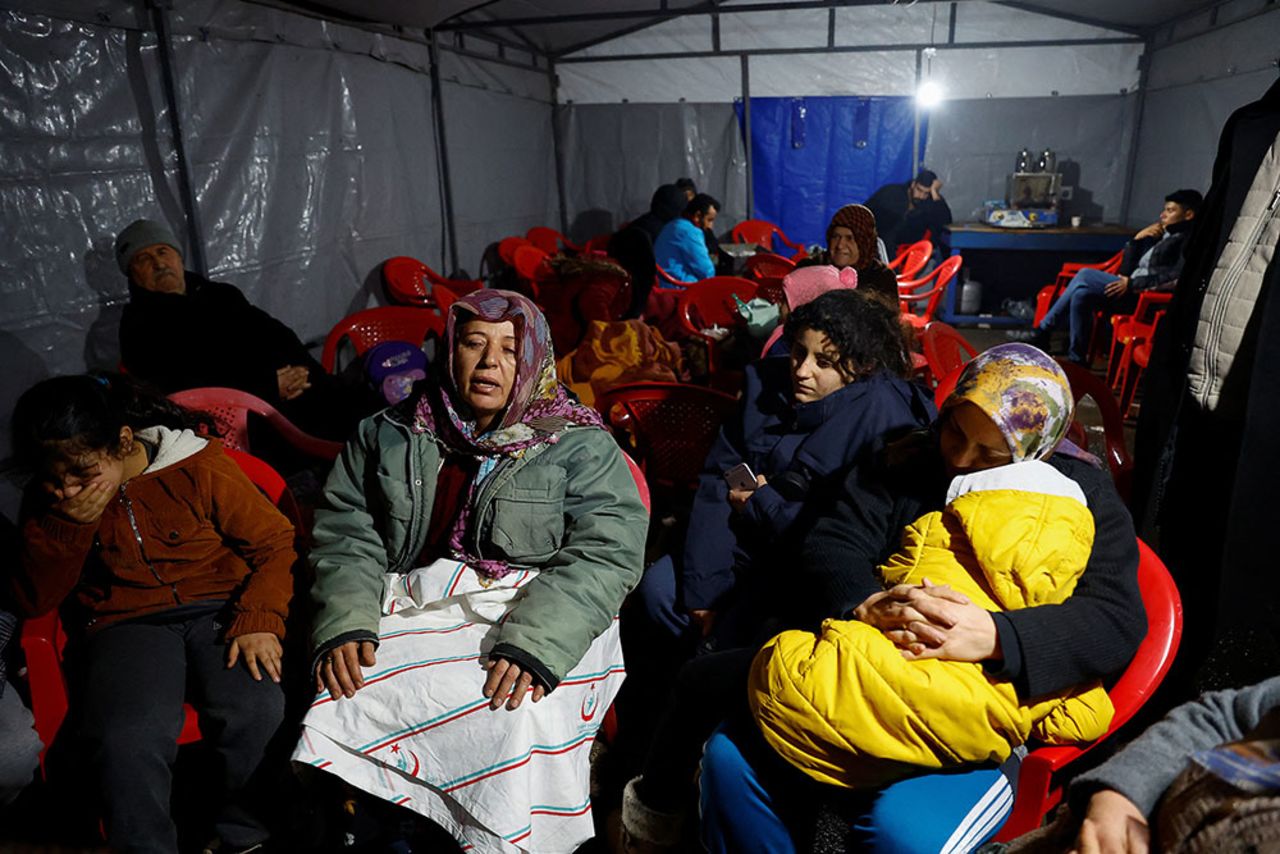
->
<box><xmin>800</xmin><ymin>204</ymin><xmax>901</xmax><ymax>307</ymax></box>
<box><xmin>297</xmin><ymin>289</ymin><xmax>648</xmax><ymax>853</ymax></box>
<box><xmin>691</xmin><ymin>343</ymin><xmax>1145</xmax><ymax>854</ymax></box>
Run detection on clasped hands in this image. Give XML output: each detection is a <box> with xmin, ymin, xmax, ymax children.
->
<box><xmin>854</xmin><ymin>579</ymin><xmax>1001</xmax><ymax>663</ymax></box>
<box><xmin>317</xmin><ymin>640</ymin><xmax>544</xmax><ymax>710</ymax></box>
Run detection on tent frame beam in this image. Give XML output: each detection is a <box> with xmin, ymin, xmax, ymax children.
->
<box><xmin>444</xmin><ymin>1</ymin><xmax>888</xmax><ymax>34</ymax></box>
<box><xmin>555</xmin><ymin>35</ymin><xmax>1141</xmax><ymax>64</ymax></box>
<box><xmin>991</xmin><ymin>2</ymin><xmax>1145</xmax><ymax>36</ymax></box>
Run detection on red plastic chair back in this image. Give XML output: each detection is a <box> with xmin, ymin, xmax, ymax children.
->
<box><xmin>321</xmin><ymin>306</ymin><xmax>446</xmax><ymax>373</ymax></box>
<box><xmin>20</xmin><ymin>448</ymin><xmax>296</xmax><ymax>771</ymax></box>
<box><xmin>893</xmin><ymin>240</ymin><xmax>933</xmax><ymax>280</ymax></box>
<box><xmin>526</xmin><ymin>226</ymin><xmax>582</xmax><ymax>255</ymax></box>
<box><xmin>920</xmin><ymin>322</ymin><xmax>978</xmax><ymax>385</ymax></box>
<box><xmin>899</xmin><ymin>255</ymin><xmax>963</xmax><ymax>327</ymax></box>
<box><xmin>933</xmin><ymin>365</ymin><xmax>964</xmax><ymax>410</ymax></box>
<box><xmin>497</xmin><ymin>236</ymin><xmax>530</xmax><ymax>267</ymax></box>
<box><xmin>513</xmin><ymin>244</ymin><xmax>553</xmax><ymax>284</ymax></box>
<box><xmin>594</xmin><ymin>382</ymin><xmax>738</xmax><ymax>493</ymax></box>
<box><xmin>1056</xmin><ymin>358</ymin><xmax>1134</xmax><ymax>500</ymax></box>
<box><xmin>381</xmin><ymin>256</ymin><xmax>482</xmax><ymax>308</ymax></box>
<box><xmin>731</xmin><ymin>219</ymin><xmax>805</xmax><ymax>257</ymax></box>
<box><xmin>677</xmin><ymin>277</ymin><xmax>758</xmax><ymax>339</ymax></box>
<box><xmin>655</xmin><ymin>264</ymin><xmax>694</xmax><ymax>288</ymax></box>
<box><xmin>169</xmin><ymin>387</ymin><xmax>344</xmax><ymax>461</ymax></box>
<box><xmin>996</xmin><ymin>539</ymin><xmax>1182</xmax><ymax>840</ymax></box>
<box><xmin>743</xmin><ymin>252</ymin><xmax>797</xmax><ymax>281</ymax></box>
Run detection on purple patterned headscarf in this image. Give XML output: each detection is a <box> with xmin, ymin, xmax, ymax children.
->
<box><xmin>411</xmin><ymin>289</ymin><xmax>603</xmax><ymax>577</ymax></box>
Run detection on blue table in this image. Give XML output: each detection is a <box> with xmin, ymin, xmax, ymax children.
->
<box><xmin>941</xmin><ymin>223</ymin><xmax>1133</xmax><ymax>327</ymax></box>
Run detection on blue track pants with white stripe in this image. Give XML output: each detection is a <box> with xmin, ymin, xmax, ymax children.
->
<box><xmin>699</xmin><ymin>720</ymin><xmax>1022</xmax><ymax>854</ymax></box>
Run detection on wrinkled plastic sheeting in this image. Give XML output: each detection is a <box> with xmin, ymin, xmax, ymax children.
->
<box><xmin>167</xmin><ymin>26</ymin><xmax>443</xmax><ymax>351</ymax></box>
<box><xmin>748</xmin><ymin>52</ymin><xmax>918</xmax><ymax>98</ymax></box>
<box><xmin>928</xmin><ymin>44</ymin><xmax>1142</xmax><ymax>100</ymax></box>
<box><xmin>923</xmin><ymin>95</ymin><xmax>1137</xmax><ymax>225</ymax></box>
<box><xmin>952</xmin><ymin>3</ymin><xmax>1126</xmax><ymax>42</ymax></box>
<box><xmin>719</xmin><ymin>8</ymin><xmax>829</xmax><ymax>50</ymax></box>
<box><xmin>1147</xmin><ymin>8</ymin><xmax>1280</xmax><ymax>90</ymax></box>
<box><xmin>558</xmin><ymin>57</ymin><xmax>743</xmax><ymax>105</ymax></box>
<box><xmin>443</xmin><ymin>54</ymin><xmax>558</xmax><ymax>275</ymax></box>
<box><xmin>740</xmin><ymin>96</ymin><xmax>921</xmax><ymax>248</ymax></box>
<box><xmin>0</xmin><ymin>9</ymin><xmax>177</xmax><ymax>465</ymax></box>
<box><xmin>557</xmin><ymin>102</ymin><xmax>747</xmax><ymax>242</ymax></box>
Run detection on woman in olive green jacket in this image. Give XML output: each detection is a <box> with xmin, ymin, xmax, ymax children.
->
<box><xmin>295</xmin><ymin>290</ymin><xmax>647</xmax><ymax>853</ymax></box>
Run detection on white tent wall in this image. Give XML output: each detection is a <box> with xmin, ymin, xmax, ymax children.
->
<box><xmin>923</xmin><ymin>94</ymin><xmax>1139</xmax><ymax>224</ymax></box>
<box><xmin>440</xmin><ymin>51</ymin><xmax>559</xmax><ymax>277</ymax></box>
<box><xmin>1127</xmin><ymin>2</ymin><xmax>1280</xmax><ymax>224</ymax></box>
<box><xmin>556</xmin><ymin>102</ymin><xmax>748</xmax><ymax>242</ymax></box>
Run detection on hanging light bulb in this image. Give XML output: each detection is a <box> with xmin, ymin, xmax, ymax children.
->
<box><xmin>916</xmin><ymin>79</ymin><xmax>944</xmax><ymax>109</ymax></box>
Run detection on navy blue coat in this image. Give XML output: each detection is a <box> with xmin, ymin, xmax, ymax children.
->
<box><xmin>681</xmin><ymin>358</ymin><xmax>935</xmax><ymax>611</ymax></box>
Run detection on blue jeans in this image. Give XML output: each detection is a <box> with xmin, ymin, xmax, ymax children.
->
<box><xmin>699</xmin><ymin>721</ymin><xmax>1021</xmax><ymax>854</ymax></box>
<box><xmin>1038</xmin><ymin>267</ymin><xmax>1119</xmax><ymax>363</ymax></box>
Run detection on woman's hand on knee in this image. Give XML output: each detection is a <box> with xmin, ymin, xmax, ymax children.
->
<box><xmin>316</xmin><ymin>640</ymin><xmax>377</xmax><ymax>700</ymax></box>
<box><xmin>483</xmin><ymin>657</ymin><xmax>546</xmax><ymax>711</ymax></box>
<box><xmin>227</xmin><ymin>632</ymin><xmax>284</xmax><ymax>683</ymax></box>
<box><xmin>1069</xmin><ymin>790</ymin><xmax>1149</xmax><ymax>854</ymax></box>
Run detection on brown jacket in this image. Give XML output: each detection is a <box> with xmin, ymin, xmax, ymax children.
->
<box><xmin>12</xmin><ymin>430</ymin><xmax>294</xmax><ymax>638</ymax></box>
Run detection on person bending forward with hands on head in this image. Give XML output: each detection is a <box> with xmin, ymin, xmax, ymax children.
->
<box><xmin>693</xmin><ymin>344</ymin><xmax>1147</xmax><ymax>854</ymax></box>
<box><xmin>296</xmin><ymin>289</ymin><xmax>647</xmax><ymax>854</ymax></box>
<box><xmin>8</xmin><ymin>373</ymin><xmax>293</xmax><ymax>854</ymax></box>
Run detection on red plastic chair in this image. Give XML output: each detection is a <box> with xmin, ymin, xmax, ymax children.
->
<box><xmin>20</xmin><ymin>448</ymin><xmax>295</xmax><ymax>773</ymax></box>
<box><xmin>678</xmin><ymin>277</ymin><xmax>758</xmax><ymax>375</ymax></box>
<box><xmin>995</xmin><ymin>539</ymin><xmax>1182</xmax><ymax>840</ymax></box>
<box><xmin>1117</xmin><ymin>312</ymin><xmax>1166</xmax><ymax>419</ymax></box>
<box><xmin>655</xmin><ymin>264</ymin><xmax>695</xmax><ymax>288</ymax></box>
<box><xmin>381</xmin><ymin>256</ymin><xmax>482</xmax><ymax>308</ymax></box>
<box><xmin>497</xmin><ymin>236</ymin><xmax>531</xmax><ymax>267</ymax></box>
<box><xmin>169</xmin><ymin>387</ymin><xmax>343</xmax><ymax>461</ymax></box>
<box><xmin>1056</xmin><ymin>358</ymin><xmax>1134</xmax><ymax>500</ymax></box>
<box><xmin>890</xmin><ymin>239</ymin><xmax>933</xmax><ymax>280</ymax></box>
<box><xmin>594</xmin><ymin>382</ymin><xmax>739</xmax><ymax>495</ymax></box>
<box><xmin>526</xmin><ymin>226</ymin><xmax>582</xmax><ymax>255</ymax></box>
<box><xmin>899</xmin><ymin>255</ymin><xmax>963</xmax><ymax>329</ymax></box>
<box><xmin>512</xmin><ymin>244</ymin><xmax>553</xmax><ymax>285</ymax></box>
<box><xmin>731</xmin><ymin>219</ymin><xmax>807</xmax><ymax>260</ymax></box>
<box><xmin>1107</xmin><ymin>291</ymin><xmax>1173</xmax><ymax>388</ymax></box>
<box><xmin>321</xmin><ymin>306</ymin><xmax>446</xmax><ymax>373</ymax></box>
<box><xmin>583</xmin><ymin>233</ymin><xmax>613</xmax><ymax>254</ymax></box>
<box><xmin>1032</xmin><ymin>250</ymin><xmax>1125</xmax><ymax>328</ymax></box>
<box><xmin>743</xmin><ymin>252</ymin><xmax>797</xmax><ymax>281</ymax></box>
<box><xmin>933</xmin><ymin>365</ymin><xmax>964</xmax><ymax>410</ymax></box>
<box><xmin>920</xmin><ymin>322</ymin><xmax>977</xmax><ymax>387</ymax></box>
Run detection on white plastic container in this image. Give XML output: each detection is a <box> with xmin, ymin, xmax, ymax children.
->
<box><xmin>960</xmin><ymin>278</ymin><xmax>983</xmax><ymax>315</ymax></box>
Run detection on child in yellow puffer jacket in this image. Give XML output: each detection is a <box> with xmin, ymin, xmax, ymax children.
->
<box><xmin>748</xmin><ymin>458</ymin><xmax>1115</xmax><ymax>789</ymax></box>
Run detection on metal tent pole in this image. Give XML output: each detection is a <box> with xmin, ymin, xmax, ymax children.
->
<box><xmin>428</xmin><ymin>30</ymin><xmax>461</xmax><ymax>275</ymax></box>
<box><xmin>741</xmin><ymin>54</ymin><xmax>753</xmax><ymax>220</ymax></box>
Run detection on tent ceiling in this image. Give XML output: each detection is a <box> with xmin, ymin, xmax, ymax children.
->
<box><xmin>286</xmin><ymin>0</ymin><xmax>1218</xmax><ymax>54</ymax></box>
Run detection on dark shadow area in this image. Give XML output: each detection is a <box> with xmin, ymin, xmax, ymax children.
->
<box><xmin>1059</xmin><ymin>160</ymin><xmax>1105</xmax><ymax>224</ymax></box>
<box><xmin>82</xmin><ymin>236</ymin><xmax>128</xmax><ymax>371</ymax></box>
<box><xmin>569</xmin><ymin>209</ymin><xmax>615</xmax><ymax>245</ymax></box>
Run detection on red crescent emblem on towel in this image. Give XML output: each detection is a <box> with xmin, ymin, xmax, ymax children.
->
<box><xmin>580</xmin><ymin>684</ymin><xmax>599</xmax><ymax>722</ymax></box>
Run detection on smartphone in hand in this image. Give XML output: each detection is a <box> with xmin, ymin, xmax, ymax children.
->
<box><xmin>723</xmin><ymin>462</ymin><xmax>759</xmax><ymax>492</ymax></box>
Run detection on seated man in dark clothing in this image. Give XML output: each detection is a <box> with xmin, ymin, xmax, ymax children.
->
<box><xmin>1009</xmin><ymin>189</ymin><xmax>1203</xmax><ymax>364</ymax></box>
<box><xmin>865</xmin><ymin>168</ymin><xmax>952</xmax><ymax>253</ymax></box>
<box><xmin>115</xmin><ymin>218</ymin><xmax>374</xmax><ymax>441</ymax></box>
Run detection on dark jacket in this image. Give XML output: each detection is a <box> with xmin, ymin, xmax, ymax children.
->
<box><xmin>865</xmin><ymin>182</ymin><xmax>953</xmax><ymax>251</ymax></box>
<box><xmin>797</xmin><ymin>433</ymin><xmax>1146</xmax><ymax>700</ymax></box>
<box><xmin>682</xmin><ymin>360</ymin><xmax>935</xmax><ymax>612</ymax></box>
<box><xmin>1118</xmin><ymin>220</ymin><xmax>1194</xmax><ymax>293</ymax></box>
<box><xmin>1132</xmin><ymin>78</ymin><xmax>1280</xmax><ymax>684</ymax></box>
<box><xmin>120</xmin><ymin>271</ymin><xmax>319</xmax><ymax>402</ymax></box>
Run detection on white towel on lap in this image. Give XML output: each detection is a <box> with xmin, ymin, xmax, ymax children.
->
<box><xmin>293</xmin><ymin>558</ymin><xmax>624</xmax><ymax>853</ymax></box>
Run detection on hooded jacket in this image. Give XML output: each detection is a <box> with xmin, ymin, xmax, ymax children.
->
<box><xmin>12</xmin><ymin>428</ymin><xmax>295</xmax><ymax>638</ymax></box>
<box><xmin>749</xmin><ymin>461</ymin><xmax>1114</xmax><ymax>789</ymax></box>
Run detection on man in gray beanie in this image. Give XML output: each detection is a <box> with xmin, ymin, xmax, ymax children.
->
<box><xmin>116</xmin><ymin>218</ymin><xmax>375</xmax><ymax>442</ymax></box>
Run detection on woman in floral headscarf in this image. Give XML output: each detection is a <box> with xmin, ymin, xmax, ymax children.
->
<box><xmin>678</xmin><ymin>344</ymin><xmax>1146</xmax><ymax>854</ymax></box>
<box><xmin>296</xmin><ymin>290</ymin><xmax>647</xmax><ymax>853</ymax></box>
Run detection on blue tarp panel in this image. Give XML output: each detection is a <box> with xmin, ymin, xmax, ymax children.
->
<box><xmin>736</xmin><ymin>96</ymin><xmax>924</xmax><ymax>249</ymax></box>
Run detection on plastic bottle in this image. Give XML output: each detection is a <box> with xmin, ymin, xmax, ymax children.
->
<box><xmin>960</xmin><ymin>278</ymin><xmax>982</xmax><ymax>315</ymax></box>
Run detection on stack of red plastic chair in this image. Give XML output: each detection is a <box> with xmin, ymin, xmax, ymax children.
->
<box><xmin>731</xmin><ymin>219</ymin><xmax>807</xmax><ymax>261</ymax></box>
<box><xmin>169</xmin><ymin>387</ymin><xmax>343</xmax><ymax>461</ymax></box>
<box><xmin>322</xmin><ymin>306</ymin><xmax>447</xmax><ymax>373</ymax></box>
<box><xmin>1107</xmin><ymin>291</ymin><xmax>1173</xmax><ymax>388</ymax></box>
<box><xmin>899</xmin><ymin>255</ymin><xmax>963</xmax><ymax>330</ymax></box>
